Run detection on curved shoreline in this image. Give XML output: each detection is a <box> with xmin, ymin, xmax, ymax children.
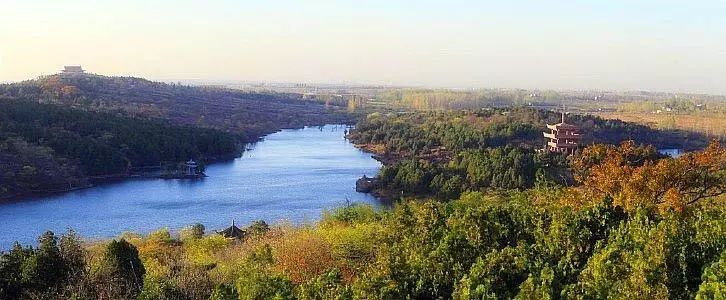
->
<box><xmin>2</xmin><ymin>123</ymin><xmax>362</xmax><ymax>202</ymax></box>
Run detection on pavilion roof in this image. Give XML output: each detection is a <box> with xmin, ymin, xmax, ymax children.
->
<box><xmin>218</xmin><ymin>221</ymin><xmax>246</xmax><ymax>239</ymax></box>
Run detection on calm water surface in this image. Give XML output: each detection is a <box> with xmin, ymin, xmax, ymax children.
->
<box><xmin>0</xmin><ymin>125</ymin><xmax>381</xmax><ymax>249</ymax></box>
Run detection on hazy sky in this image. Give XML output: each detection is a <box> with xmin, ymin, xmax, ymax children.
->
<box><xmin>2</xmin><ymin>0</ymin><xmax>725</xmax><ymax>94</ymax></box>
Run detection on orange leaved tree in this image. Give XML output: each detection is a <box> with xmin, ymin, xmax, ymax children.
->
<box><xmin>571</xmin><ymin>140</ymin><xmax>724</xmax><ymax>213</ymax></box>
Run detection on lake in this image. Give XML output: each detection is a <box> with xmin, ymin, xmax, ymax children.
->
<box><xmin>0</xmin><ymin>125</ymin><xmax>382</xmax><ymax>249</ymax></box>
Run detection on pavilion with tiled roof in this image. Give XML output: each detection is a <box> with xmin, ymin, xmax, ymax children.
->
<box><xmin>217</xmin><ymin>220</ymin><xmax>246</xmax><ymax>239</ymax></box>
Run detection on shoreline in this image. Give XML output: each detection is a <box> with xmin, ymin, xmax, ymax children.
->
<box><xmin>2</xmin><ymin>123</ymin><xmax>363</xmax><ymax>202</ymax></box>
<box><xmin>0</xmin><ymin>123</ymin><xmax>382</xmax><ymax>249</ymax></box>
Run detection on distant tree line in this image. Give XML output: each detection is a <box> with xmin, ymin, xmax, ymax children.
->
<box><xmin>373</xmin><ymin>88</ymin><xmax>726</xmax><ymax>114</ymax></box>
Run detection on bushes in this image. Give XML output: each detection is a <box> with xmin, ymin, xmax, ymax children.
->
<box><xmin>274</xmin><ymin>231</ymin><xmax>336</xmax><ymax>284</ymax></box>
<box><xmin>94</xmin><ymin>239</ymin><xmax>146</xmax><ymax>299</ymax></box>
<box><xmin>321</xmin><ymin>204</ymin><xmax>381</xmax><ymax>225</ymax></box>
<box><xmin>180</xmin><ymin>223</ymin><xmax>206</xmax><ymax>241</ymax></box>
<box><xmin>0</xmin><ymin>230</ymin><xmax>88</xmax><ymax>299</ymax></box>
<box><xmin>453</xmin><ymin>246</ymin><xmax>531</xmax><ymax>299</ymax></box>
<box><xmin>209</xmin><ymin>283</ymin><xmax>238</xmax><ymax>300</ymax></box>
<box><xmin>297</xmin><ymin>269</ymin><xmax>352</xmax><ymax>300</ymax></box>
<box><xmin>235</xmin><ymin>272</ymin><xmax>295</xmax><ymax>300</ymax></box>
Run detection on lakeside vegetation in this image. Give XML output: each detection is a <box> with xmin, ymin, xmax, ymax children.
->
<box><xmin>0</xmin><ymin>100</ymin><xmax>237</xmax><ymax>199</ymax></box>
<box><xmin>346</xmin><ymin>108</ymin><xmax>712</xmax><ymax>200</ymax></box>
<box><xmin>0</xmin><ymin>74</ymin><xmax>353</xmax><ymax>199</ymax></box>
<box><xmin>1</xmin><ymin>142</ymin><xmax>723</xmax><ymax>299</ymax></box>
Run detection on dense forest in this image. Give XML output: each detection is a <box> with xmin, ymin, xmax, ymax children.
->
<box><xmin>0</xmin><ymin>142</ymin><xmax>723</xmax><ymax>299</ymax></box>
<box><xmin>0</xmin><ymin>100</ymin><xmax>238</xmax><ymax>199</ymax></box>
<box><xmin>346</xmin><ymin>108</ymin><xmax>712</xmax><ymax>199</ymax></box>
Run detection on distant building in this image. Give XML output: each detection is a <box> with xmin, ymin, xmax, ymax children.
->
<box><xmin>62</xmin><ymin>66</ymin><xmax>85</xmax><ymax>74</ymax></box>
<box><xmin>356</xmin><ymin>174</ymin><xmax>378</xmax><ymax>193</ymax></box>
<box><xmin>185</xmin><ymin>159</ymin><xmax>198</xmax><ymax>176</ymax></box>
<box><xmin>543</xmin><ymin>113</ymin><xmax>581</xmax><ymax>155</ymax></box>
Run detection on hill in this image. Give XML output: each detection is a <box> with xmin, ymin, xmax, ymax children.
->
<box><xmin>0</xmin><ymin>73</ymin><xmax>353</xmax><ymax>199</ymax></box>
<box><xmin>0</xmin><ymin>73</ymin><xmax>352</xmax><ymax>140</ymax></box>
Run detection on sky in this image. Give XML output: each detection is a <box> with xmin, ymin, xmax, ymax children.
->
<box><xmin>1</xmin><ymin>0</ymin><xmax>725</xmax><ymax>94</ymax></box>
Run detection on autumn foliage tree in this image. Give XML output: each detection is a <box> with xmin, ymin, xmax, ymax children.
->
<box><xmin>571</xmin><ymin>140</ymin><xmax>725</xmax><ymax>212</ymax></box>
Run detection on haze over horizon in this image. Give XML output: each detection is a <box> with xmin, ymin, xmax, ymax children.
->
<box><xmin>2</xmin><ymin>0</ymin><xmax>725</xmax><ymax>94</ymax></box>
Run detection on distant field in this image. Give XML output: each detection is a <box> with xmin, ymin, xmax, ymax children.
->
<box><xmin>596</xmin><ymin>112</ymin><xmax>726</xmax><ymax>138</ymax></box>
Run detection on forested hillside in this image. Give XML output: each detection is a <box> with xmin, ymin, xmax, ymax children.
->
<box><xmin>0</xmin><ymin>100</ymin><xmax>239</xmax><ymax>199</ymax></box>
<box><xmin>0</xmin><ymin>73</ymin><xmax>354</xmax><ymax>199</ymax></box>
<box><xmin>1</xmin><ymin>142</ymin><xmax>722</xmax><ymax>299</ymax></box>
<box><xmin>0</xmin><ymin>74</ymin><xmax>352</xmax><ymax>140</ymax></box>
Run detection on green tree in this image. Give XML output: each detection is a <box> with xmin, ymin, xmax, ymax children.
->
<box><xmin>0</xmin><ymin>243</ymin><xmax>32</xmax><ymax>299</ymax></box>
<box><xmin>94</xmin><ymin>239</ymin><xmax>145</xmax><ymax>299</ymax></box>
<box><xmin>20</xmin><ymin>231</ymin><xmax>67</xmax><ymax>296</ymax></box>
<box><xmin>247</xmin><ymin>220</ymin><xmax>271</xmax><ymax>236</ymax></box>
<box><xmin>452</xmin><ymin>246</ymin><xmax>530</xmax><ymax>300</ymax></box>
<box><xmin>180</xmin><ymin>223</ymin><xmax>206</xmax><ymax>240</ymax></box>
<box><xmin>235</xmin><ymin>272</ymin><xmax>295</xmax><ymax>300</ymax></box>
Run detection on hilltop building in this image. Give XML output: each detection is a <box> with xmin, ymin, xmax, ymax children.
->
<box><xmin>62</xmin><ymin>66</ymin><xmax>85</xmax><ymax>74</ymax></box>
<box><xmin>543</xmin><ymin>113</ymin><xmax>581</xmax><ymax>155</ymax></box>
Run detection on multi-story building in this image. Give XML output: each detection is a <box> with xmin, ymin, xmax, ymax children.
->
<box><xmin>543</xmin><ymin>113</ymin><xmax>580</xmax><ymax>155</ymax></box>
